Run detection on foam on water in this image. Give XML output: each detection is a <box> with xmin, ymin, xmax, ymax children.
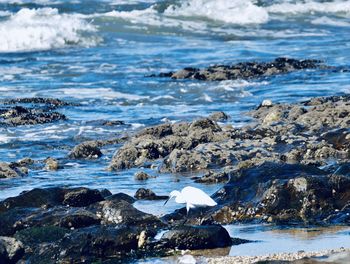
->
<box><xmin>58</xmin><ymin>88</ymin><xmax>149</xmax><ymax>101</ymax></box>
<box><xmin>164</xmin><ymin>0</ymin><xmax>269</xmax><ymax>25</ymax></box>
<box><xmin>312</xmin><ymin>16</ymin><xmax>350</xmax><ymax>27</ymax></box>
<box><xmin>267</xmin><ymin>0</ymin><xmax>350</xmax><ymax>15</ymax></box>
<box><xmin>0</xmin><ymin>8</ymin><xmax>99</xmax><ymax>52</ymax></box>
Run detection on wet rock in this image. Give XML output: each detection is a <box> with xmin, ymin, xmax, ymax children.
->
<box><xmin>102</xmin><ymin>120</ymin><xmax>125</xmax><ymax>126</ymax></box>
<box><xmin>159</xmin><ymin>225</ymin><xmax>232</xmax><ymax>250</ymax></box>
<box><xmin>134</xmin><ymin>188</ymin><xmax>168</xmax><ymax>200</ymax></box>
<box><xmin>69</xmin><ymin>141</ymin><xmax>103</xmax><ymax>159</ymax></box>
<box><xmin>209</xmin><ymin>162</ymin><xmax>350</xmax><ymax>224</ymax></box>
<box><xmin>55</xmin><ymin>226</ymin><xmax>140</xmax><ymax>261</ymax></box>
<box><xmin>13</xmin><ymin>158</ymin><xmax>34</xmax><ymax>167</ymax></box>
<box><xmin>63</xmin><ymin>188</ymin><xmax>104</xmax><ymax>207</ymax></box>
<box><xmin>44</xmin><ymin>157</ymin><xmax>60</xmax><ymax>171</ymax></box>
<box><xmin>3</xmin><ymin>97</ymin><xmax>75</xmax><ymax>107</ymax></box>
<box><xmin>0</xmin><ymin>236</ymin><xmax>24</xmax><ymax>264</ymax></box>
<box><xmin>0</xmin><ymin>162</ymin><xmax>21</xmax><ymax>178</ymax></box>
<box><xmin>137</xmin><ymin>123</ymin><xmax>173</xmax><ymax>138</ymax></box>
<box><xmin>162</xmin><ymin>143</ymin><xmax>235</xmax><ymax>173</ymax></box>
<box><xmin>58</xmin><ymin>209</ymin><xmax>101</xmax><ymax>228</ymax></box>
<box><xmin>109</xmin><ymin>118</ymin><xmax>225</xmax><ymax>171</ymax></box>
<box><xmin>105</xmin><ymin>193</ymin><xmax>136</xmax><ymax>204</ymax></box>
<box><xmin>209</xmin><ymin>111</ymin><xmax>230</xmax><ymax>122</ymax></box>
<box><xmin>0</xmin><ymin>187</ymin><xmax>107</xmax><ymax>213</ymax></box>
<box><xmin>193</xmin><ymin>170</ymin><xmax>230</xmax><ymax>184</ymax></box>
<box><xmin>0</xmin><ymin>188</ymin><xmax>64</xmax><ymax>213</ymax></box>
<box><xmin>14</xmin><ymin>226</ymin><xmax>69</xmax><ymax>248</ymax></box>
<box><xmin>0</xmin><ymin>105</ymin><xmax>66</xmax><ymax>126</ymax></box>
<box><xmin>93</xmin><ymin>199</ymin><xmax>163</xmax><ymax>227</ymax></box>
<box><xmin>155</xmin><ymin>58</ymin><xmax>323</xmax><ymax>81</ymax></box>
<box><xmin>134</xmin><ymin>171</ymin><xmax>154</xmax><ymax>181</ymax></box>
<box><xmin>0</xmin><ymin>186</ymin><xmax>170</xmax><ymax>263</ymax></box>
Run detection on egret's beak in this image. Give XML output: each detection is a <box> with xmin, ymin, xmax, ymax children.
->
<box><xmin>163</xmin><ymin>197</ymin><xmax>170</xmax><ymax>206</ymax></box>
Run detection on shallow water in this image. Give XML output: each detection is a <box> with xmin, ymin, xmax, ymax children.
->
<box><xmin>1</xmin><ymin>0</ymin><xmax>350</xmax><ymax>259</ymax></box>
<box><xmin>137</xmin><ymin>225</ymin><xmax>350</xmax><ymax>263</ymax></box>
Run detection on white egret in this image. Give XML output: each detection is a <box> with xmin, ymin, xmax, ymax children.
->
<box><xmin>164</xmin><ymin>186</ymin><xmax>217</xmax><ymax>213</ymax></box>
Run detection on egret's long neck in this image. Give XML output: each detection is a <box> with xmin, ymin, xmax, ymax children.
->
<box><xmin>172</xmin><ymin>190</ymin><xmax>181</xmax><ymax>197</ymax></box>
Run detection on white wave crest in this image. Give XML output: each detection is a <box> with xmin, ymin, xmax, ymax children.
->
<box><xmin>0</xmin><ymin>8</ymin><xmax>99</xmax><ymax>53</ymax></box>
<box><xmin>164</xmin><ymin>0</ymin><xmax>269</xmax><ymax>25</ymax></box>
<box><xmin>267</xmin><ymin>0</ymin><xmax>350</xmax><ymax>15</ymax></box>
<box><xmin>312</xmin><ymin>16</ymin><xmax>350</xmax><ymax>27</ymax></box>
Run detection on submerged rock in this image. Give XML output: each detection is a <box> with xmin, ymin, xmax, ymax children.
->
<box><xmin>154</xmin><ymin>58</ymin><xmax>324</xmax><ymax>81</ymax></box>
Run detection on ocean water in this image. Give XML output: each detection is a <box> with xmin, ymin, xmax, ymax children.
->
<box><xmin>0</xmin><ymin>0</ymin><xmax>350</xmax><ymax>259</ymax></box>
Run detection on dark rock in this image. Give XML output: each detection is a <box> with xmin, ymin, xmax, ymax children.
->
<box><xmin>134</xmin><ymin>188</ymin><xmax>168</xmax><ymax>200</ymax></box>
<box><xmin>193</xmin><ymin>170</ymin><xmax>230</xmax><ymax>184</ymax></box>
<box><xmin>0</xmin><ymin>236</ymin><xmax>24</xmax><ymax>264</ymax></box>
<box><xmin>92</xmin><ymin>199</ymin><xmax>164</xmax><ymax>227</ymax></box>
<box><xmin>137</xmin><ymin>123</ymin><xmax>173</xmax><ymax>138</ymax></box>
<box><xmin>105</xmin><ymin>193</ymin><xmax>136</xmax><ymax>204</ymax></box>
<box><xmin>63</xmin><ymin>188</ymin><xmax>104</xmax><ymax>207</ymax></box>
<box><xmin>334</xmin><ymin>163</ymin><xmax>350</xmax><ymax>176</ymax></box>
<box><xmin>102</xmin><ymin>120</ymin><xmax>125</xmax><ymax>126</ymax></box>
<box><xmin>0</xmin><ymin>187</ymin><xmax>107</xmax><ymax>213</ymax></box>
<box><xmin>209</xmin><ymin>111</ymin><xmax>230</xmax><ymax>122</ymax></box>
<box><xmin>109</xmin><ymin>118</ymin><xmax>225</xmax><ymax>171</ymax></box>
<box><xmin>69</xmin><ymin>141</ymin><xmax>103</xmax><ymax>159</ymax></box>
<box><xmin>54</xmin><ymin>226</ymin><xmax>140</xmax><ymax>261</ymax></box>
<box><xmin>134</xmin><ymin>171</ymin><xmax>154</xmax><ymax>181</ymax></box>
<box><xmin>58</xmin><ymin>209</ymin><xmax>101</xmax><ymax>228</ymax></box>
<box><xmin>0</xmin><ymin>105</ymin><xmax>66</xmax><ymax>126</ymax></box>
<box><xmin>209</xmin><ymin>162</ymin><xmax>350</xmax><ymax>224</ymax></box>
<box><xmin>155</xmin><ymin>58</ymin><xmax>324</xmax><ymax>81</ymax></box>
<box><xmin>13</xmin><ymin>158</ymin><xmax>34</xmax><ymax>167</ymax></box>
<box><xmin>4</xmin><ymin>97</ymin><xmax>75</xmax><ymax>107</ymax></box>
<box><xmin>159</xmin><ymin>225</ymin><xmax>232</xmax><ymax>250</ymax></box>
<box><xmin>0</xmin><ymin>188</ymin><xmax>65</xmax><ymax>213</ymax></box>
<box><xmin>0</xmin><ymin>162</ymin><xmax>21</xmax><ymax>178</ymax></box>
<box><xmin>14</xmin><ymin>226</ymin><xmax>69</xmax><ymax>247</ymax></box>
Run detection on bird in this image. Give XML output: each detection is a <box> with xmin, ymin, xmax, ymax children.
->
<box><xmin>164</xmin><ymin>186</ymin><xmax>217</xmax><ymax>214</ymax></box>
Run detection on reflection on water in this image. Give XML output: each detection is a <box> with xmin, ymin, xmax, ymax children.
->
<box><xmin>136</xmin><ymin>225</ymin><xmax>350</xmax><ymax>263</ymax></box>
<box><xmin>226</xmin><ymin>224</ymin><xmax>350</xmax><ymax>256</ymax></box>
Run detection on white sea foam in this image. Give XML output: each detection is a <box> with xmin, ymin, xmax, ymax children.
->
<box><xmin>102</xmin><ymin>0</ymin><xmax>268</xmax><ymax>28</ymax></box>
<box><xmin>312</xmin><ymin>16</ymin><xmax>350</xmax><ymax>27</ymax></box>
<box><xmin>267</xmin><ymin>0</ymin><xmax>350</xmax><ymax>15</ymax></box>
<box><xmin>0</xmin><ymin>10</ymin><xmax>11</xmax><ymax>17</ymax></box>
<box><xmin>98</xmin><ymin>0</ymin><xmax>350</xmax><ymax>32</ymax></box>
<box><xmin>59</xmin><ymin>88</ymin><xmax>149</xmax><ymax>101</ymax></box>
<box><xmin>164</xmin><ymin>0</ymin><xmax>269</xmax><ymax>25</ymax></box>
<box><xmin>0</xmin><ymin>8</ymin><xmax>99</xmax><ymax>52</ymax></box>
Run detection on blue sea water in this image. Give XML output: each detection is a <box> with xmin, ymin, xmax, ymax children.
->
<box><xmin>0</xmin><ymin>0</ymin><xmax>350</xmax><ymax>259</ymax></box>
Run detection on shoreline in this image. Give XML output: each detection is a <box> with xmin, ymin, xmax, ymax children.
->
<box><xmin>207</xmin><ymin>247</ymin><xmax>350</xmax><ymax>264</ymax></box>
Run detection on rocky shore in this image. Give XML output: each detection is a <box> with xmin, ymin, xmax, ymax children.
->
<box><xmin>109</xmin><ymin>94</ymin><xmax>350</xmax><ymax>226</ymax></box>
<box><xmin>1</xmin><ymin>90</ymin><xmax>350</xmax><ymax>262</ymax></box>
<box><xmin>0</xmin><ymin>187</ymin><xmax>235</xmax><ymax>263</ymax></box>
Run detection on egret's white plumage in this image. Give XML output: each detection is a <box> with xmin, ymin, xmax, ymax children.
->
<box><xmin>165</xmin><ymin>186</ymin><xmax>217</xmax><ymax>213</ymax></box>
